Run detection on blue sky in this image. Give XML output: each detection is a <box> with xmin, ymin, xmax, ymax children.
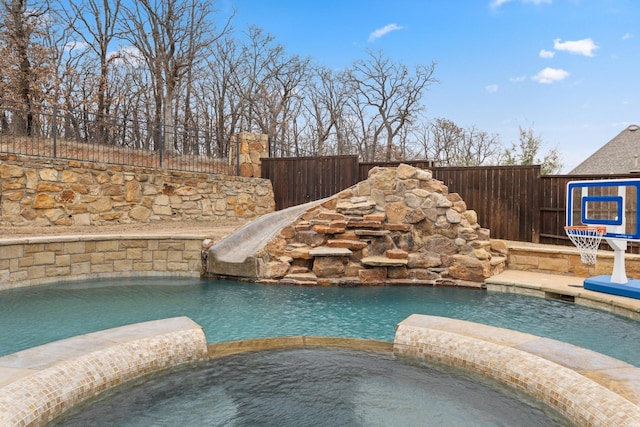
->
<box><xmin>223</xmin><ymin>0</ymin><xmax>639</xmax><ymax>173</ymax></box>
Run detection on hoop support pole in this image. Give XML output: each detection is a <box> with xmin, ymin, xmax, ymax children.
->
<box><xmin>606</xmin><ymin>238</ymin><xmax>628</xmax><ymax>284</ymax></box>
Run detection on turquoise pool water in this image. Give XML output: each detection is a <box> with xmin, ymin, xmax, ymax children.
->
<box><xmin>1</xmin><ymin>277</ymin><xmax>639</xmax><ymax>366</ymax></box>
<box><xmin>53</xmin><ymin>348</ymin><xmax>566</xmax><ymax>426</ymax></box>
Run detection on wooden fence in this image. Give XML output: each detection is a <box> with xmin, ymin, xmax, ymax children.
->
<box><xmin>261</xmin><ymin>156</ymin><xmax>640</xmax><ymax>248</ymax></box>
<box><xmin>261</xmin><ymin>156</ymin><xmax>359</xmax><ymax>209</ymax></box>
<box><xmin>430</xmin><ymin>166</ymin><xmax>540</xmax><ymax>244</ymax></box>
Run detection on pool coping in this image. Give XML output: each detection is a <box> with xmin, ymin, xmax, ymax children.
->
<box><xmin>395</xmin><ymin>314</ymin><xmax>640</xmax><ymax>426</ymax></box>
<box><xmin>0</xmin><ymin>317</ymin><xmax>208</xmax><ymax>427</ymax></box>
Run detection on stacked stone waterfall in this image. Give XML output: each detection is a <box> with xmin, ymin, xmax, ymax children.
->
<box><xmin>257</xmin><ymin>164</ymin><xmax>507</xmax><ymax>286</ymax></box>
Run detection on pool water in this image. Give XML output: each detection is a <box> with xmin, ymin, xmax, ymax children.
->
<box><xmin>51</xmin><ymin>348</ymin><xmax>567</xmax><ymax>427</ymax></box>
<box><xmin>1</xmin><ymin>277</ymin><xmax>639</xmax><ymax>367</ymax></box>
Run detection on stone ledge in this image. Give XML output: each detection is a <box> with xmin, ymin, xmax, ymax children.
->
<box><xmin>361</xmin><ymin>256</ymin><xmax>409</xmax><ymax>267</ymax></box>
<box><xmin>394</xmin><ymin>314</ymin><xmax>640</xmax><ymax>426</ymax></box>
<box><xmin>0</xmin><ymin>233</ymin><xmax>212</xmax><ymax>245</ymax></box>
<box><xmin>0</xmin><ymin>317</ymin><xmax>208</xmax><ymax>426</ymax></box>
<box><xmin>308</xmin><ymin>247</ymin><xmax>352</xmax><ymax>257</ymax></box>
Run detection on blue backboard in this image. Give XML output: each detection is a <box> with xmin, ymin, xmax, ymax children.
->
<box><xmin>566</xmin><ymin>178</ymin><xmax>640</xmax><ymax>241</ymax></box>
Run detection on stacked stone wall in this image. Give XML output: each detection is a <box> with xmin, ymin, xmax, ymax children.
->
<box><xmin>0</xmin><ymin>153</ymin><xmax>274</xmax><ymax>227</ymax></box>
<box><xmin>258</xmin><ymin>164</ymin><xmax>508</xmax><ymax>286</ymax></box>
<box><xmin>0</xmin><ymin>235</ymin><xmax>207</xmax><ymax>289</ymax></box>
<box><xmin>228</xmin><ymin>132</ymin><xmax>269</xmax><ymax>178</ymax></box>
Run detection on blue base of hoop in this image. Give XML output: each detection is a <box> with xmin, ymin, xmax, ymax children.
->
<box><xmin>584</xmin><ymin>275</ymin><xmax>640</xmax><ymax>300</ymax></box>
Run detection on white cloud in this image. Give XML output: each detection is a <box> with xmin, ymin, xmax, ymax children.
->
<box><xmin>64</xmin><ymin>40</ymin><xmax>90</xmax><ymax>53</ymax></box>
<box><xmin>532</xmin><ymin>67</ymin><xmax>569</xmax><ymax>84</ymax></box>
<box><xmin>485</xmin><ymin>84</ymin><xmax>499</xmax><ymax>92</ymax></box>
<box><xmin>622</xmin><ymin>33</ymin><xmax>634</xmax><ymax>40</ymax></box>
<box><xmin>553</xmin><ymin>38</ymin><xmax>598</xmax><ymax>56</ymax></box>
<box><xmin>509</xmin><ymin>75</ymin><xmax>526</xmax><ymax>83</ymax></box>
<box><xmin>109</xmin><ymin>45</ymin><xmax>145</xmax><ymax>67</ymax></box>
<box><xmin>539</xmin><ymin>49</ymin><xmax>555</xmax><ymax>59</ymax></box>
<box><xmin>368</xmin><ymin>23</ymin><xmax>405</xmax><ymax>42</ymax></box>
<box><xmin>490</xmin><ymin>0</ymin><xmax>512</xmax><ymax>7</ymax></box>
<box><xmin>490</xmin><ymin>0</ymin><xmax>551</xmax><ymax>8</ymax></box>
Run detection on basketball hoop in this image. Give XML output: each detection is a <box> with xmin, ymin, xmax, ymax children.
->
<box><xmin>564</xmin><ymin>225</ymin><xmax>606</xmax><ymax>265</ymax></box>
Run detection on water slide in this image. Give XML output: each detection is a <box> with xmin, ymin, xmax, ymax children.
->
<box><xmin>205</xmin><ymin>199</ymin><xmax>326</xmax><ymax>279</ymax></box>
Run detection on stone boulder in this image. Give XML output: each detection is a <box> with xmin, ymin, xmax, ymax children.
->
<box><xmin>259</xmin><ymin>164</ymin><xmax>507</xmax><ymax>287</ymax></box>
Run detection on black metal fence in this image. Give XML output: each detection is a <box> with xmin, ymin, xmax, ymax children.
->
<box><xmin>0</xmin><ymin>100</ymin><xmax>230</xmax><ymax>174</ymax></box>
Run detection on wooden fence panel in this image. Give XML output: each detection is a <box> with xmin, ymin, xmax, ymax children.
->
<box><xmin>261</xmin><ymin>156</ymin><xmax>359</xmax><ymax>210</ymax></box>
<box><xmin>431</xmin><ymin>166</ymin><xmax>540</xmax><ymax>242</ymax></box>
<box><xmin>264</xmin><ymin>156</ymin><xmax>541</xmax><ymax>243</ymax></box>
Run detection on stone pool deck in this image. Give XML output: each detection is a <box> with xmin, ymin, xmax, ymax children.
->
<box><xmin>487</xmin><ymin>269</ymin><xmax>640</xmax><ymax>321</ymax></box>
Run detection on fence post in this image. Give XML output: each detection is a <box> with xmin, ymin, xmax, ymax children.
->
<box><xmin>236</xmin><ymin>135</ymin><xmax>240</xmax><ymax>176</ymax></box>
<box><xmin>158</xmin><ymin>121</ymin><xmax>163</xmax><ymax>167</ymax></box>
<box><xmin>52</xmin><ymin>105</ymin><xmax>57</xmax><ymax>158</ymax></box>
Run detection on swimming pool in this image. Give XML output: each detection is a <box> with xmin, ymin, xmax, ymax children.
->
<box><xmin>1</xmin><ymin>277</ymin><xmax>639</xmax><ymax>367</ymax></box>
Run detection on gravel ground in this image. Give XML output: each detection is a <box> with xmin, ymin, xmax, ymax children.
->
<box><xmin>0</xmin><ymin>219</ymin><xmax>250</xmax><ymax>240</ymax></box>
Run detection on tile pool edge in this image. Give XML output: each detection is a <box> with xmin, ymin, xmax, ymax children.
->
<box><xmin>0</xmin><ymin>316</ymin><xmax>208</xmax><ymax>427</ymax></box>
<box><xmin>395</xmin><ymin>314</ymin><xmax>640</xmax><ymax>427</ymax></box>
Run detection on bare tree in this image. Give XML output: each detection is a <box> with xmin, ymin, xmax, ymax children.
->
<box><xmin>347</xmin><ymin>50</ymin><xmax>437</xmax><ymax>161</ymax></box>
<box><xmin>201</xmin><ymin>35</ymin><xmax>244</xmax><ymax>157</ymax></box>
<box><xmin>417</xmin><ymin>118</ymin><xmax>502</xmax><ymax>166</ymax></box>
<box><xmin>120</xmin><ymin>0</ymin><xmax>230</xmax><ymax>152</ymax></box>
<box><xmin>302</xmin><ymin>66</ymin><xmax>350</xmax><ymax>156</ymax></box>
<box><xmin>0</xmin><ymin>0</ymin><xmax>54</xmax><ymax>134</ymax></box>
<box><xmin>61</xmin><ymin>0</ymin><xmax>122</xmax><ymax>144</ymax></box>
<box><xmin>230</xmin><ymin>26</ymin><xmax>311</xmax><ymax>157</ymax></box>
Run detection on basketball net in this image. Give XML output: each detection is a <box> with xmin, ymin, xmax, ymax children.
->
<box><xmin>564</xmin><ymin>226</ymin><xmax>606</xmax><ymax>265</ymax></box>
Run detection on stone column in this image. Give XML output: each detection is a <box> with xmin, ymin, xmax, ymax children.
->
<box><xmin>229</xmin><ymin>132</ymin><xmax>269</xmax><ymax>177</ymax></box>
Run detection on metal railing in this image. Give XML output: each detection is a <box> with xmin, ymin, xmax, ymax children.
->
<box><xmin>0</xmin><ymin>101</ymin><xmax>231</xmax><ymax>174</ymax></box>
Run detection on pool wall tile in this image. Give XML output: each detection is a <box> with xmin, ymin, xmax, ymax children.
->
<box><xmin>0</xmin><ymin>316</ymin><xmax>208</xmax><ymax>427</ymax></box>
<box><xmin>394</xmin><ymin>314</ymin><xmax>640</xmax><ymax>427</ymax></box>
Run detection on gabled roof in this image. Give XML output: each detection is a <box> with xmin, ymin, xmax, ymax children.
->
<box><xmin>570</xmin><ymin>124</ymin><xmax>640</xmax><ymax>174</ymax></box>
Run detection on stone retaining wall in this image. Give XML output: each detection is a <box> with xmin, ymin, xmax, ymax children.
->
<box><xmin>0</xmin><ymin>152</ymin><xmax>274</xmax><ymax>227</ymax></box>
<box><xmin>0</xmin><ymin>317</ymin><xmax>208</xmax><ymax>427</ymax></box>
<box><xmin>507</xmin><ymin>242</ymin><xmax>640</xmax><ymax>278</ymax></box>
<box><xmin>0</xmin><ymin>234</ymin><xmax>206</xmax><ymax>290</ymax></box>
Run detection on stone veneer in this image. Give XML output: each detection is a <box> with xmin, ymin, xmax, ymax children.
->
<box><xmin>394</xmin><ymin>314</ymin><xmax>640</xmax><ymax>427</ymax></box>
<box><xmin>0</xmin><ymin>234</ymin><xmax>207</xmax><ymax>290</ymax></box>
<box><xmin>0</xmin><ymin>152</ymin><xmax>274</xmax><ymax>227</ymax></box>
<box><xmin>0</xmin><ymin>316</ymin><xmax>208</xmax><ymax>427</ymax></box>
<box><xmin>257</xmin><ymin>164</ymin><xmax>508</xmax><ymax>286</ymax></box>
<box><xmin>508</xmin><ymin>241</ymin><xmax>640</xmax><ymax>278</ymax></box>
<box><xmin>228</xmin><ymin>132</ymin><xmax>269</xmax><ymax>178</ymax></box>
